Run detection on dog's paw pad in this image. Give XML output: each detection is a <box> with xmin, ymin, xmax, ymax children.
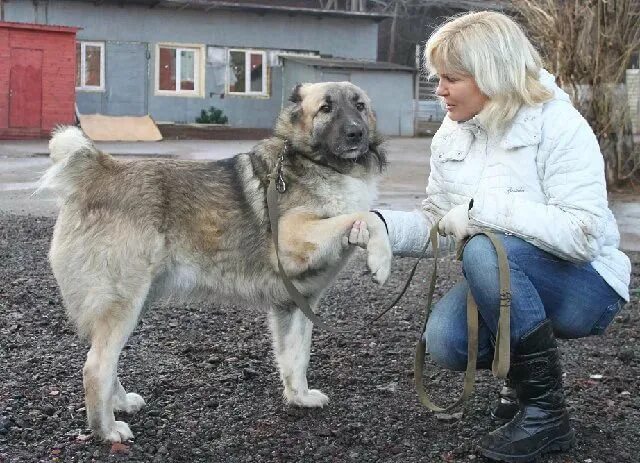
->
<box><xmin>103</xmin><ymin>421</ymin><xmax>134</xmax><ymax>442</ymax></box>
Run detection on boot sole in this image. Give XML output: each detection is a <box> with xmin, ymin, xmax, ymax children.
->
<box><xmin>478</xmin><ymin>429</ymin><xmax>575</xmax><ymax>463</ymax></box>
<box><xmin>490</xmin><ymin>411</ymin><xmax>515</xmax><ymax>424</ymax></box>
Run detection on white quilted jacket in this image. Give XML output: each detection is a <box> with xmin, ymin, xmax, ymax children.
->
<box><xmin>380</xmin><ymin>70</ymin><xmax>631</xmax><ymax>301</ymax></box>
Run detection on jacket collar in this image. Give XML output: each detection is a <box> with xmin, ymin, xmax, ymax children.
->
<box><xmin>500</xmin><ymin>103</ymin><xmax>543</xmax><ymax>150</ymax></box>
<box><xmin>433</xmin><ymin>101</ymin><xmax>543</xmax><ymax>161</ymax></box>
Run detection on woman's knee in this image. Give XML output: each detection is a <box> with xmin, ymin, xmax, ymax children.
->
<box><xmin>462</xmin><ymin>235</ymin><xmax>498</xmax><ymax>282</ymax></box>
<box><xmin>424</xmin><ymin>311</ymin><xmax>468</xmax><ymax>372</ymax></box>
<box><xmin>549</xmin><ymin>314</ymin><xmax>598</xmax><ymax>340</ymax></box>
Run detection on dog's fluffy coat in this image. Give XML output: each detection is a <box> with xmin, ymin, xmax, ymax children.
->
<box><xmin>40</xmin><ymin>82</ymin><xmax>392</xmax><ymax>442</ymax></box>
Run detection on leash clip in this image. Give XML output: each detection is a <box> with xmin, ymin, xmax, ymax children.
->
<box><xmin>276</xmin><ymin>141</ymin><xmax>288</xmax><ymax>193</ymax></box>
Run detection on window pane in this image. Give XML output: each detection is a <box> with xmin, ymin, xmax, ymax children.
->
<box><xmin>76</xmin><ymin>43</ymin><xmax>81</xmax><ymax>87</ymax></box>
<box><xmin>159</xmin><ymin>47</ymin><xmax>176</xmax><ymax>91</ymax></box>
<box><xmin>85</xmin><ymin>45</ymin><xmax>101</xmax><ymax>87</ymax></box>
<box><xmin>250</xmin><ymin>53</ymin><xmax>263</xmax><ymax>93</ymax></box>
<box><xmin>180</xmin><ymin>49</ymin><xmax>195</xmax><ymax>91</ymax></box>
<box><xmin>229</xmin><ymin>51</ymin><xmax>245</xmax><ymax>93</ymax></box>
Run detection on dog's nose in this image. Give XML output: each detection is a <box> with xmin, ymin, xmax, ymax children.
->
<box><xmin>346</xmin><ymin>125</ymin><xmax>363</xmax><ymax>143</ymax></box>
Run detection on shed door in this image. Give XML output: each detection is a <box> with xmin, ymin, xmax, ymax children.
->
<box><xmin>9</xmin><ymin>48</ymin><xmax>43</xmax><ymax>128</ymax></box>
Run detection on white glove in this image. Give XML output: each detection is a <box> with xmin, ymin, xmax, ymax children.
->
<box><xmin>438</xmin><ymin>201</ymin><xmax>472</xmax><ymax>241</ymax></box>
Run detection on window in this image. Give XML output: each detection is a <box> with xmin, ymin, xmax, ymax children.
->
<box><xmin>227</xmin><ymin>49</ymin><xmax>267</xmax><ymax>96</ymax></box>
<box><xmin>76</xmin><ymin>41</ymin><xmax>105</xmax><ymax>91</ymax></box>
<box><xmin>156</xmin><ymin>44</ymin><xmax>204</xmax><ymax>96</ymax></box>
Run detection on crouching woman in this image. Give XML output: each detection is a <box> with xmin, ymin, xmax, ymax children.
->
<box><xmin>350</xmin><ymin>11</ymin><xmax>631</xmax><ymax>463</ymax></box>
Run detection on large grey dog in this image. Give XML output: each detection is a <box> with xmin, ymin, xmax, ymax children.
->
<box><xmin>40</xmin><ymin>81</ymin><xmax>392</xmax><ymax>442</ymax></box>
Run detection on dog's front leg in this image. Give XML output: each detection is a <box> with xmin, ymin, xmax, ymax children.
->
<box><xmin>269</xmin><ymin>304</ymin><xmax>329</xmax><ymax>407</ymax></box>
<box><xmin>277</xmin><ymin>211</ymin><xmax>392</xmax><ymax>284</ymax></box>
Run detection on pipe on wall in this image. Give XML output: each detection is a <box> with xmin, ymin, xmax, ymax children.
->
<box><xmin>31</xmin><ymin>0</ymin><xmax>49</xmax><ymax>24</ymax></box>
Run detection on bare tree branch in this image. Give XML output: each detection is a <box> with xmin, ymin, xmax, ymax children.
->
<box><xmin>514</xmin><ymin>0</ymin><xmax>640</xmax><ymax>188</ymax></box>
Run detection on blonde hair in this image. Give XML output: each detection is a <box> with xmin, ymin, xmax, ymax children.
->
<box><xmin>424</xmin><ymin>11</ymin><xmax>553</xmax><ymax>130</ymax></box>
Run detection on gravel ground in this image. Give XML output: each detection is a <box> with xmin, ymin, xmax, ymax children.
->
<box><xmin>1</xmin><ymin>213</ymin><xmax>638</xmax><ymax>463</ymax></box>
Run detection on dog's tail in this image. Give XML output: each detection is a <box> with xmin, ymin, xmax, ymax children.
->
<box><xmin>37</xmin><ymin>126</ymin><xmax>101</xmax><ymax>199</ymax></box>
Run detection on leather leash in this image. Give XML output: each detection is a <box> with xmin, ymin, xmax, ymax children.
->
<box><xmin>414</xmin><ymin>226</ymin><xmax>511</xmax><ymax>412</ymax></box>
<box><xmin>266</xmin><ymin>145</ymin><xmax>339</xmax><ymax>332</ymax></box>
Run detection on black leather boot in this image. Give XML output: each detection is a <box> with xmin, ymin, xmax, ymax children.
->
<box><xmin>491</xmin><ymin>378</ymin><xmax>518</xmax><ymax>423</ymax></box>
<box><xmin>477</xmin><ymin>320</ymin><xmax>575</xmax><ymax>462</ymax></box>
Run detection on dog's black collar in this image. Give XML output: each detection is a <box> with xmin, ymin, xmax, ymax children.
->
<box><xmin>277</xmin><ymin>138</ymin><xmax>347</xmax><ymax>181</ymax></box>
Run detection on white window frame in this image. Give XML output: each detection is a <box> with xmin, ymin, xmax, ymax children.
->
<box><xmin>76</xmin><ymin>41</ymin><xmax>105</xmax><ymax>92</ymax></box>
<box><xmin>227</xmin><ymin>49</ymin><xmax>267</xmax><ymax>96</ymax></box>
<box><xmin>155</xmin><ymin>43</ymin><xmax>205</xmax><ymax>98</ymax></box>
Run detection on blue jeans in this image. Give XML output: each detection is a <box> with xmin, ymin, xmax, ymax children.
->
<box><xmin>424</xmin><ymin>234</ymin><xmax>625</xmax><ymax>371</ymax></box>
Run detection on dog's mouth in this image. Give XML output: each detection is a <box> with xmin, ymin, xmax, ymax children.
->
<box><xmin>338</xmin><ymin>145</ymin><xmax>368</xmax><ymax>159</ymax></box>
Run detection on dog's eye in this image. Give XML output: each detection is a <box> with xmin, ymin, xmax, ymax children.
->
<box><xmin>356</xmin><ymin>102</ymin><xmax>365</xmax><ymax>111</ymax></box>
<box><xmin>319</xmin><ymin>104</ymin><xmax>331</xmax><ymax>113</ymax></box>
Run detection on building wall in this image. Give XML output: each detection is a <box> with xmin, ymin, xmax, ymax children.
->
<box><xmin>6</xmin><ymin>1</ymin><xmax>380</xmax><ymax>129</ymax></box>
<box><xmin>282</xmin><ymin>61</ymin><xmax>415</xmax><ymax>136</ymax></box>
<box><xmin>5</xmin><ymin>2</ymin><xmax>378</xmax><ymax>61</ymax></box>
<box><xmin>351</xmin><ymin>71</ymin><xmax>414</xmax><ymax>136</ymax></box>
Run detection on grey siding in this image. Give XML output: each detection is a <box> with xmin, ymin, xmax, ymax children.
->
<box><xmin>351</xmin><ymin>72</ymin><xmax>415</xmax><ymax>136</ymax></box>
<box><xmin>104</xmin><ymin>42</ymin><xmax>148</xmax><ymax>117</ymax></box>
<box><xmin>282</xmin><ymin>62</ymin><xmax>415</xmax><ymax>136</ymax></box>
<box><xmin>77</xmin><ymin>42</ymin><xmax>149</xmax><ymax>116</ymax></box>
<box><xmin>6</xmin><ymin>1</ymin><xmax>412</xmax><ymax>134</ymax></box>
<box><xmin>6</xmin><ymin>2</ymin><xmax>378</xmax><ymax>60</ymax></box>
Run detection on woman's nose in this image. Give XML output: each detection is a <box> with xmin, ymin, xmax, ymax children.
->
<box><xmin>435</xmin><ymin>79</ymin><xmax>447</xmax><ymax>97</ymax></box>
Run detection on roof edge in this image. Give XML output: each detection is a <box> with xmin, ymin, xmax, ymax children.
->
<box><xmin>74</xmin><ymin>0</ymin><xmax>393</xmax><ymax>20</ymax></box>
<box><xmin>282</xmin><ymin>56</ymin><xmax>416</xmax><ymax>73</ymax></box>
<box><xmin>0</xmin><ymin>20</ymin><xmax>81</xmax><ymax>33</ymax></box>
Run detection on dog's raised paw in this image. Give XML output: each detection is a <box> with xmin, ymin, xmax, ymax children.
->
<box><xmin>287</xmin><ymin>389</ymin><xmax>329</xmax><ymax>408</ymax></box>
<box><xmin>372</xmin><ymin>263</ymin><xmax>391</xmax><ymax>285</ymax></box>
<box><xmin>117</xmin><ymin>393</ymin><xmax>146</xmax><ymax>414</ymax></box>
<box><xmin>367</xmin><ymin>239</ymin><xmax>392</xmax><ymax>285</ymax></box>
<box><xmin>102</xmin><ymin>420</ymin><xmax>134</xmax><ymax>442</ymax></box>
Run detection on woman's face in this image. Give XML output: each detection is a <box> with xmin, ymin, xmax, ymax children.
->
<box><xmin>435</xmin><ymin>71</ymin><xmax>489</xmax><ymax>122</ymax></box>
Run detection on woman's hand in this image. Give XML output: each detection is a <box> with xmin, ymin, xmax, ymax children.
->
<box><xmin>438</xmin><ymin>201</ymin><xmax>473</xmax><ymax>241</ymax></box>
<box><xmin>343</xmin><ymin>220</ymin><xmax>370</xmax><ymax>249</ymax></box>
<box><xmin>343</xmin><ymin>217</ymin><xmax>392</xmax><ymax>285</ymax></box>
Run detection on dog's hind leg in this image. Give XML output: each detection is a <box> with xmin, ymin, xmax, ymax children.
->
<box><xmin>269</xmin><ymin>305</ymin><xmax>329</xmax><ymax>407</ymax></box>
<box><xmin>82</xmin><ymin>284</ymin><xmax>150</xmax><ymax>442</ymax></box>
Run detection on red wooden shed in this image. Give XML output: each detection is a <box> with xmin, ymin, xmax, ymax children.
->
<box><xmin>0</xmin><ymin>21</ymin><xmax>79</xmax><ymax>140</ymax></box>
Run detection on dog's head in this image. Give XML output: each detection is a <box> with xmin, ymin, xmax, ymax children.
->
<box><xmin>275</xmin><ymin>82</ymin><xmax>386</xmax><ymax>172</ymax></box>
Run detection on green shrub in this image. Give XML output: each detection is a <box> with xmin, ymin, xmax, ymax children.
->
<box><xmin>196</xmin><ymin>106</ymin><xmax>229</xmax><ymax>124</ymax></box>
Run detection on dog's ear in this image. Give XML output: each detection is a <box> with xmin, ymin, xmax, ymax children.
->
<box><xmin>289</xmin><ymin>83</ymin><xmax>304</xmax><ymax>123</ymax></box>
<box><xmin>289</xmin><ymin>83</ymin><xmax>303</xmax><ymax>104</ymax></box>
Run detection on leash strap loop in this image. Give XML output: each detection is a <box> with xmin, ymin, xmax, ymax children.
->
<box><xmin>414</xmin><ymin>225</ymin><xmax>511</xmax><ymax>413</ymax></box>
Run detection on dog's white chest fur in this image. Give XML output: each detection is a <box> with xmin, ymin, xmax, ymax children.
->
<box><xmin>322</xmin><ymin>175</ymin><xmax>378</xmax><ymax>214</ymax></box>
